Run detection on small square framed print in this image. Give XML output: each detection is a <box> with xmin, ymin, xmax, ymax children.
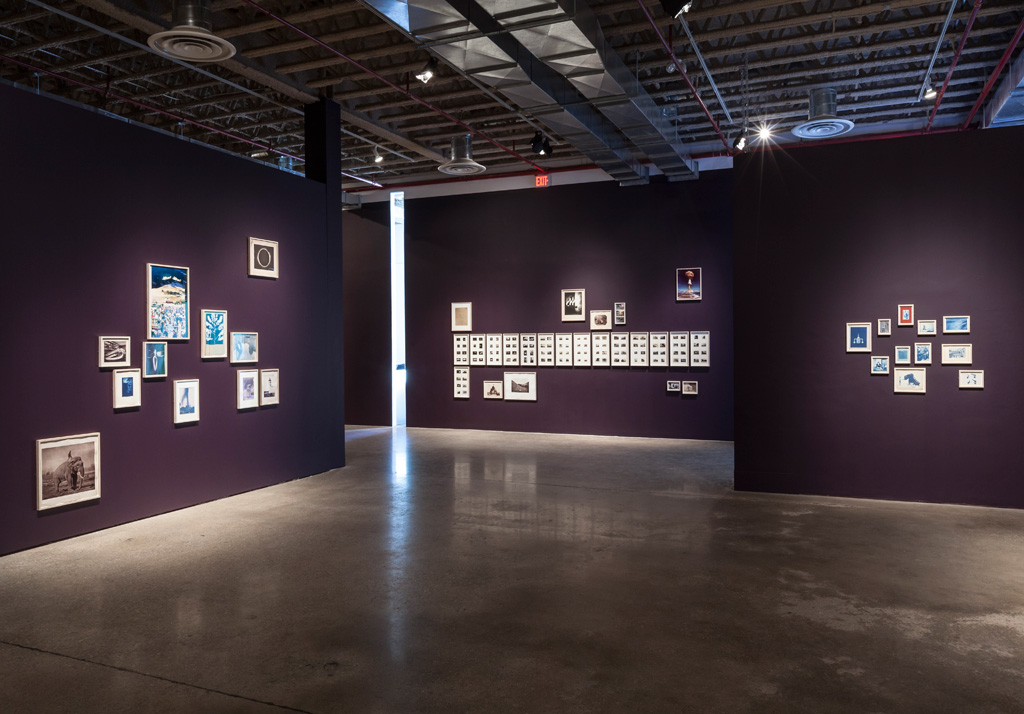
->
<box><xmin>666</xmin><ymin>380</ymin><xmax>681</xmax><ymax>392</ymax></box>
<box><xmin>37</xmin><ymin>432</ymin><xmax>100</xmax><ymax>511</ymax></box>
<box><xmin>894</xmin><ymin>367</ymin><xmax>926</xmax><ymax>394</ymax></box>
<box><xmin>143</xmin><ymin>341</ymin><xmax>167</xmax><ymax>378</ymax></box>
<box><xmin>940</xmin><ymin>344</ymin><xmax>972</xmax><ymax>365</ymax></box>
<box><xmin>943</xmin><ymin>315</ymin><xmax>970</xmax><ymax>334</ymax></box>
<box><xmin>230</xmin><ymin>332</ymin><xmax>259</xmax><ymax>363</ymax></box>
<box><xmin>870</xmin><ymin>356</ymin><xmax>890</xmax><ymax>375</ymax></box>
<box><xmin>681</xmin><ymin>381</ymin><xmax>698</xmax><ymax>395</ymax></box>
<box><xmin>589</xmin><ymin>309</ymin><xmax>612</xmax><ymax>330</ymax></box>
<box><xmin>260</xmin><ymin>368</ymin><xmax>280</xmax><ymax>405</ymax></box>
<box><xmin>877</xmin><ymin>318</ymin><xmax>891</xmax><ymax>336</ymax></box>
<box><xmin>237</xmin><ymin>369</ymin><xmax>259</xmax><ymax>410</ymax></box>
<box><xmin>897</xmin><ymin>304</ymin><xmax>914</xmax><ymax>327</ymax></box>
<box><xmin>895</xmin><ymin>346</ymin><xmax>912</xmax><ymax>365</ymax></box>
<box><xmin>112</xmin><ymin>369</ymin><xmax>141</xmax><ymax>409</ymax></box>
<box><xmin>676</xmin><ymin>267</ymin><xmax>702</xmax><ymax>301</ymax></box>
<box><xmin>958</xmin><ymin>370</ymin><xmax>984</xmax><ymax>389</ymax></box>
<box><xmin>613</xmin><ymin>302</ymin><xmax>626</xmax><ymax>325</ymax></box>
<box><xmin>451</xmin><ymin>302</ymin><xmax>472</xmax><ymax>332</ymax></box>
<box><xmin>248</xmin><ymin>237</ymin><xmax>278</xmax><ymax>279</ymax></box>
<box><xmin>173</xmin><ymin>379</ymin><xmax>200</xmax><ymax>424</ymax></box>
<box><xmin>914</xmin><ymin>343</ymin><xmax>932</xmax><ymax>365</ymax></box>
<box><xmin>845</xmin><ymin>323</ymin><xmax>871</xmax><ymax>353</ymax></box>
<box><xmin>503</xmin><ymin>372</ymin><xmax>537</xmax><ymax>401</ymax></box>
<box><xmin>483</xmin><ymin>380</ymin><xmax>504</xmax><ymax>399</ymax></box>
<box><xmin>917</xmin><ymin>319</ymin><xmax>937</xmax><ymax>336</ymax></box>
<box><xmin>201</xmin><ymin>309</ymin><xmax>228</xmax><ymax>359</ymax></box>
<box><xmin>99</xmin><ymin>336</ymin><xmax>131</xmax><ymax>368</ymax></box>
<box><xmin>561</xmin><ymin>289</ymin><xmax>585</xmax><ymax>322</ymax></box>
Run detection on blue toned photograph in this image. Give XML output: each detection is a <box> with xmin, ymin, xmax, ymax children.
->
<box><xmin>850</xmin><ymin>326</ymin><xmax>868</xmax><ymax>347</ymax></box>
<box><xmin>846</xmin><ymin>322</ymin><xmax>871</xmax><ymax>352</ymax></box>
<box><xmin>121</xmin><ymin>377</ymin><xmax>133</xmax><ymax>397</ymax></box>
<box><xmin>871</xmin><ymin>356</ymin><xmax>889</xmax><ymax>375</ymax></box>
<box><xmin>144</xmin><ymin>342</ymin><xmax>166</xmax><ymax>378</ymax></box>
<box><xmin>179</xmin><ymin>387</ymin><xmax>195</xmax><ymax>415</ymax></box>
<box><xmin>895</xmin><ymin>346</ymin><xmax>911</xmax><ymax>364</ymax></box>
<box><xmin>915</xmin><ymin>343</ymin><xmax>932</xmax><ymax>364</ymax></box>
<box><xmin>894</xmin><ymin>368</ymin><xmax>927</xmax><ymax>393</ymax></box>
<box><xmin>943</xmin><ymin>315</ymin><xmax>970</xmax><ymax>334</ymax></box>
<box><xmin>147</xmin><ymin>263</ymin><xmax>190</xmax><ymax>340</ymax></box>
<box><xmin>230</xmin><ymin>332</ymin><xmax>259</xmax><ymax>363</ymax></box>
<box><xmin>201</xmin><ymin>309</ymin><xmax>228</xmax><ymax>359</ymax></box>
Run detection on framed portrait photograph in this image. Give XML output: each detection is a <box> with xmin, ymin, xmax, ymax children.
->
<box><xmin>917</xmin><ymin>319</ymin><xmax>937</xmax><ymax>336</ymax></box>
<box><xmin>147</xmin><ymin>263</ymin><xmax>190</xmax><ymax>340</ymax></box>
<box><xmin>470</xmin><ymin>334</ymin><xmax>486</xmax><ymax>366</ymax></box>
<box><xmin>230</xmin><ymin>331</ymin><xmax>259</xmax><ymax>364</ymax></box>
<box><xmin>870</xmin><ymin>356</ymin><xmax>890</xmax><ymax>375</ymax></box>
<box><xmin>614</xmin><ymin>302</ymin><xmax>626</xmax><ymax>326</ymax></box>
<box><xmin>895</xmin><ymin>346</ymin><xmax>912</xmax><ymax>365</ymax></box>
<box><xmin>237</xmin><ymin>369</ymin><xmax>260</xmax><ymax>410</ymax></box>
<box><xmin>248</xmin><ymin>236</ymin><xmax>278</xmax><ymax>279</ymax></box>
<box><xmin>958</xmin><ymin>370</ymin><xmax>984</xmax><ymax>389</ymax></box>
<box><xmin>453</xmin><ymin>334</ymin><xmax>469</xmax><ymax>366</ymax></box>
<box><xmin>589</xmin><ymin>309</ymin><xmax>612</xmax><ymax>330</ymax></box>
<box><xmin>454</xmin><ymin>367</ymin><xmax>470</xmax><ymax>399</ymax></box>
<box><xmin>486</xmin><ymin>334</ymin><xmax>502</xmax><ymax>366</ymax></box>
<box><xmin>940</xmin><ymin>344</ymin><xmax>973</xmax><ymax>365</ymax></box>
<box><xmin>201</xmin><ymin>309</ymin><xmax>228</xmax><ymax>359</ymax></box>
<box><xmin>451</xmin><ymin>302</ymin><xmax>472</xmax><ymax>332</ymax></box>
<box><xmin>112</xmin><ymin>368</ymin><xmax>142</xmax><ymax>409</ymax></box>
<box><xmin>143</xmin><ymin>341</ymin><xmax>167</xmax><ymax>378</ymax></box>
<box><xmin>914</xmin><ymin>342</ymin><xmax>932</xmax><ymax>365</ymax></box>
<box><xmin>877</xmin><ymin>318</ymin><xmax>891</xmax><ymax>336</ymax></box>
<box><xmin>894</xmin><ymin>367</ymin><xmax>926</xmax><ymax>394</ymax></box>
<box><xmin>37</xmin><ymin>432</ymin><xmax>100</xmax><ymax>511</ymax></box>
<box><xmin>666</xmin><ymin>380</ymin><xmax>681</xmax><ymax>392</ymax></box>
<box><xmin>483</xmin><ymin>380</ymin><xmax>504</xmax><ymax>399</ymax></box>
<box><xmin>173</xmin><ymin>379</ymin><xmax>200</xmax><ymax>424</ymax></box>
<box><xmin>845</xmin><ymin>323</ymin><xmax>871</xmax><ymax>353</ymax></box>
<box><xmin>99</xmin><ymin>336</ymin><xmax>131</xmax><ymax>368</ymax></box>
<box><xmin>897</xmin><ymin>304</ymin><xmax>914</xmax><ymax>327</ymax></box>
<box><xmin>676</xmin><ymin>267</ymin><xmax>702</xmax><ymax>301</ymax></box>
<box><xmin>260</xmin><ymin>368</ymin><xmax>280</xmax><ymax>406</ymax></box>
<box><xmin>503</xmin><ymin>371</ymin><xmax>537</xmax><ymax>401</ymax></box>
<box><xmin>573</xmin><ymin>332</ymin><xmax>592</xmax><ymax>367</ymax></box>
<box><xmin>682</xmin><ymin>381</ymin><xmax>698</xmax><ymax>395</ymax></box>
<box><xmin>943</xmin><ymin>315</ymin><xmax>971</xmax><ymax>334</ymax></box>
<box><xmin>561</xmin><ymin>289</ymin><xmax>585</xmax><ymax>322</ymax></box>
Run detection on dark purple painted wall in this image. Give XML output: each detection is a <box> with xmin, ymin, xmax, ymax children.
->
<box><xmin>0</xmin><ymin>84</ymin><xmax>341</xmax><ymax>555</ymax></box>
<box><xmin>405</xmin><ymin>175</ymin><xmax>734</xmax><ymax>440</ymax></box>
<box><xmin>733</xmin><ymin>126</ymin><xmax>1024</xmax><ymax>508</ymax></box>
<box><xmin>342</xmin><ymin>204</ymin><xmax>392</xmax><ymax>426</ymax></box>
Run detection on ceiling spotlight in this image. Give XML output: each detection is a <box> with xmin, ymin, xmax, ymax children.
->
<box><xmin>531</xmin><ymin>131</ymin><xmax>552</xmax><ymax>156</ymax></box>
<box><xmin>666</xmin><ymin>62</ymin><xmax>677</xmax><ymax>74</ymax></box>
<box><xmin>373</xmin><ymin>146</ymin><xmax>383</xmax><ymax>164</ymax></box>
<box><xmin>732</xmin><ymin>132</ymin><xmax>748</xmax><ymax>152</ymax></box>
<box><xmin>415</xmin><ymin>57</ymin><xmax>438</xmax><ymax>84</ymax></box>
<box><xmin>923</xmin><ymin>83</ymin><xmax>937</xmax><ymax>100</ymax></box>
<box><xmin>659</xmin><ymin>0</ymin><xmax>693</xmax><ymax>17</ymax></box>
<box><xmin>681</xmin><ymin>1</ymin><xmax>694</xmax><ymax>13</ymax></box>
<box><xmin>757</xmin><ymin>124</ymin><xmax>773</xmax><ymax>142</ymax></box>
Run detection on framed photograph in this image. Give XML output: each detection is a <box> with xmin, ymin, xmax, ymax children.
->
<box><xmin>666</xmin><ymin>380</ymin><xmax>681</xmax><ymax>392</ymax></box>
<box><xmin>454</xmin><ymin>367</ymin><xmax>470</xmax><ymax>399</ymax></box>
<box><xmin>845</xmin><ymin>323</ymin><xmax>871</xmax><ymax>353</ymax></box>
<box><xmin>483</xmin><ymin>380</ymin><xmax>503</xmax><ymax>399</ymax></box>
<box><xmin>201</xmin><ymin>309</ymin><xmax>228</xmax><ymax>359</ymax></box>
<box><xmin>943</xmin><ymin>315</ymin><xmax>970</xmax><ymax>334</ymax></box>
<box><xmin>670</xmin><ymin>331</ymin><xmax>690</xmax><ymax>368</ymax></box>
<box><xmin>451</xmin><ymin>301</ymin><xmax>472</xmax><ymax>332</ymax></box>
<box><xmin>230</xmin><ymin>331</ymin><xmax>259</xmax><ymax>364</ymax></box>
<box><xmin>914</xmin><ymin>342</ymin><xmax>932</xmax><ymax>365</ymax></box>
<box><xmin>486</xmin><ymin>334</ymin><xmax>502</xmax><ymax>366</ymax></box>
<box><xmin>649</xmin><ymin>331</ymin><xmax>669</xmax><ymax>367</ymax></box>
<box><xmin>173</xmin><ymin>379</ymin><xmax>200</xmax><ymax>424</ymax></box>
<box><xmin>237</xmin><ymin>369</ymin><xmax>259</xmax><ymax>409</ymax></box>
<box><xmin>112</xmin><ymin>368</ymin><xmax>141</xmax><ymax>409</ymax></box>
<box><xmin>37</xmin><ymin>432</ymin><xmax>100</xmax><ymax>511</ymax></box>
<box><xmin>555</xmin><ymin>333</ymin><xmax>573</xmax><ymax>367</ymax></box>
<box><xmin>877</xmin><ymin>318</ymin><xmax>891</xmax><ymax>336</ymax></box>
<box><xmin>589</xmin><ymin>310</ymin><xmax>612</xmax><ymax>330</ymax></box>
<box><xmin>895</xmin><ymin>346</ymin><xmax>912</xmax><ymax>365</ymax></box>
<box><xmin>918</xmin><ymin>319</ymin><xmax>937</xmax><ymax>336</ymax></box>
<box><xmin>502</xmin><ymin>333</ymin><xmax>520</xmax><ymax>367</ymax></box>
<box><xmin>940</xmin><ymin>344</ymin><xmax>973</xmax><ymax>365</ymax></box>
<box><xmin>537</xmin><ymin>334</ymin><xmax>555</xmax><ymax>366</ymax></box>
<box><xmin>503</xmin><ymin>371</ymin><xmax>537</xmax><ymax>401</ymax></box>
<box><xmin>592</xmin><ymin>332</ymin><xmax>610</xmax><ymax>367</ymax></box>
<box><xmin>897</xmin><ymin>304</ymin><xmax>914</xmax><ymax>327</ymax></box>
<box><xmin>248</xmin><ymin>236</ymin><xmax>278</xmax><ymax>279</ymax></box>
<box><xmin>143</xmin><ymin>341</ymin><xmax>167</xmax><ymax>378</ymax></box>
<box><xmin>573</xmin><ymin>333</ymin><xmax>592</xmax><ymax>367</ymax></box>
<box><xmin>147</xmin><ymin>263</ymin><xmax>189</xmax><ymax>340</ymax></box>
<box><xmin>470</xmin><ymin>334</ymin><xmax>486</xmax><ymax>366</ymax></box>
<box><xmin>561</xmin><ymin>289</ymin><xmax>585</xmax><ymax>322</ymax></box>
<box><xmin>260</xmin><ymin>368</ymin><xmax>280</xmax><ymax>405</ymax></box>
<box><xmin>681</xmin><ymin>381</ymin><xmax>698</xmax><ymax>395</ymax></box>
<box><xmin>676</xmin><ymin>267</ymin><xmax>702</xmax><ymax>301</ymax></box>
<box><xmin>958</xmin><ymin>370</ymin><xmax>984</xmax><ymax>389</ymax></box>
<box><xmin>894</xmin><ymin>367</ymin><xmax>926</xmax><ymax>394</ymax></box>
<box><xmin>99</xmin><ymin>336</ymin><xmax>131</xmax><ymax>368</ymax></box>
<box><xmin>690</xmin><ymin>331</ymin><xmax>711</xmax><ymax>367</ymax></box>
<box><xmin>614</xmin><ymin>302</ymin><xmax>626</xmax><ymax>326</ymax></box>
<box><xmin>630</xmin><ymin>332</ymin><xmax>649</xmax><ymax>367</ymax></box>
<box><xmin>521</xmin><ymin>333</ymin><xmax>537</xmax><ymax>367</ymax></box>
<box><xmin>453</xmin><ymin>334</ymin><xmax>469</xmax><ymax>366</ymax></box>
<box><xmin>870</xmin><ymin>356</ymin><xmax>890</xmax><ymax>375</ymax></box>
<box><xmin>611</xmin><ymin>333</ymin><xmax>630</xmax><ymax>367</ymax></box>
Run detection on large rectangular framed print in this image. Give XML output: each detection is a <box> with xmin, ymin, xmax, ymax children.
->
<box><xmin>503</xmin><ymin>372</ymin><xmax>537</xmax><ymax>401</ymax></box>
<box><xmin>590</xmin><ymin>310</ymin><xmax>611</xmax><ymax>330</ymax></box>
<box><xmin>649</xmin><ymin>331</ymin><xmax>668</xmax><ymax>367</ymax></box>
<box><xmin>147</xmin><ymin>263</ymin><xmax>190</xmax><ymax>340</ymax></box>
<box><xmin>592</xmin><ymin>333</ymin><xmax>610</xmax><ymax>367</ymax></box>
<box><xmin>612</xmin><ymin>333</ymin><xmax>630</xmax><ymax>366</ymax></box>
<box><xmin>943</xmin><ymin>316</ymin><xmax>970</xmax><ymax>334</ymax></box>
<box><xmin>573</xmin><ymin>333</ymin><xmax>591</xmax><ymax>367</ymax></box>
<box><xmin>940</xmin><ymin>344</ymin><xmax>972</xmax><ymax>365</ymax></box>
<box><xmin>690</xmin><ymin>331</ymin><xmax>711</xmax><ymax>367</ymax></box>
<box><xmin>454</xmin><ymin>367</ymin><xmax>470</xmax><ymax>399</ymax></box>
<box><xmin>470</xmin><ymin>334</ymin><xmax>486</xmax><ymax>366</ymax></box>
<box><xmin>959</xmin><ymin>370</ymin><xmax>984</xmax><ymax>389</ymax></box>
<box><xmin>37</xmin><ymin>432</ymin><xmax>101</xmax><ymax>511</ymax></box>
<box><xmin>486</xmin><ymin>334</ymin><xmax>502</xmax><ymax>366</ymax></box>
<box><xmin>537</xmin><ymin>334</ymin><xmax>555</xmax><ymax>366</ymax></box>
<box><xmin>502</xmin><ymin>333</ymin><xmax>520</xmax><ymax>367</ymax></box>
<box><xmin>561</xmin><ymin>289</ymin><xmax>585</xmax><ymax>322</ymax></box>
<box><xmin>520</xmin><ymin>334</ymin><xmax>537</xmax><ymax>366</ymax></box>
<box><xmin>894</xmin><ymin>368</ymin><xmax>926</xmax><ymax>394</ymax></box>
<box><xmin>555</xmin><ymin>333</ymin><xmax>573</xmax><ymax>366</ymax></box>
<box><xmin>453</xmin><ymin>334</ymin><xmax>469</xmax><ymax>366</ymax></box>
<box><xmin>630</xmin><ymin>332</ymin><xmax>649</xmax><ymax>367</ymax></box>
<box><xmin>201</xmin><ymin>309</ymin><xmax>228</xmax><ymax>359</ymax></box>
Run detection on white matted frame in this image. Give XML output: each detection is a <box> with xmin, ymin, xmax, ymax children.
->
<box><xmin>112</xmin><ymin>368</ymin><xmax>142</xmax><ymax>409</ymax></box>
<box><xmin>237</xmin><ymin>369</ymin><xmax>260</xmax><ymax>409</ymax></box>
<box><xmin>454</xmin><ymin>367</ymin><xmax>470</xmax><ymax>399</ymax></box>
<box><xmin>248</xmin><ymin>237</ymin><xmax>279</xmax><ymax>279</ymax></box>
<box><xmin>940</xmin><ymin>344</ymin><xmax>972</xmax><ymax>365</ymax></box>
<box><xmin>917</xmin><ymin>319</ymin><xmax>937</xmax><ymax>336</ymax></box>
<box><xmin>520</xmin><ymin>334</ymin><xmax>537</xmax><ymax>366</ymax></box>
<box><xmin>959</xmin><ymin>370</ymin><xmax>984</xmax><ymax>389</ymax></box>
<box><xmin>230</xmin><ymin>331</ymin><xmax>259</xmax><ymax>364</ymax></box>
<box><xmin>845</xmin><ymin>323</ymin><xmax>871</xmax><ymax>353</ymax></box>
<box><xmin>589</xmin><ymin>310</ymin><xmax>612</xmax><ymax>330</ymax></box>
<box><xmin>630</xmin><ymin>332</ymin><xmax>649</xmax><ymax>367</ymax></box>
<box><xmin>611</xmin><ymin>333</ymin><xmax>630</xmax><ymax>367</ymax></box>
<box><xmin>99</xmin><ymin>336</ymin><xmax>131</xmax><ymax>368</ymax></box>
<box><xmin>614</xmin><ymin>302</ymin><xmax>626</xmax><ymax>325</ymax></box>
<box><xmin>592</xmin><ymin>332</ymin><xmax>610</xmax><ymax>367</ymax></box>
<box><xmin>555</xmin><ymin>333</ymin><xmax>573</xmax><ymax>366</ymax></box>
<box><xmin>943</xmin><ymin>315</ymin><xmax>971</xmax><ymax>334</ymax></box>
<box><xmin>894</xmin><ymin>368</ymin><xmax>926</xmax><ymax>394</ymax></box>
<box><xmin>201</xmin><ymin>309</ymin><xmax>228</xmax><ymax>359</ymax></box>
<box><xmin>451</xmin><ymin>302</ymin><xmax>472</xmax><ymax>332</ymax></box>
<box><xmin>143</xmin><ymin>341</ymin><xmax>168</xmax><ymax>378</ymax></box>
<box><xmin>502</xmin><ymin>333</ymin><xmax>521</xmax><ymax>367</ymax></box>
<box><xmin>486</xmin><ymin>334</ymin><xmax>502</xmax><ymax>366</ymax></box>
<box><xmin>453</xmin><ymin>334</ymin><xmax>469</xmax><ymax>366</ymax></box>
<box><xmin>666</xmin><ymin>380</ymin><xmax>681</xmax><ymax>392</ymax></box>
<box><xmin>649</xmin><ymin>331</ymin><xmax>668</xmax><ymax>367</ymax></box>
<box><xmin>173</xmin><ymin>379</ymin><xmax>200</xmax><ymax>424</ymax></box>
<box><xmin>37</xmin><ymin>432</ymin><xmax>101</xmax><ymax>511</ymax></box>
<box><xmin>561</xmin><ymin>289</ymin><xmax>586</xmax><ymax>322</ymax></box>
<box><xmin>483</xmin><ymin>380</ymin><xmax>503</xmax><ymax>399</ymax></box>
<box><xmin>690</xmin><ymin>331</ymin><xmax>711</xmax><ymax>367</ymax></box>
<box><xmin>504</xmin><ymin>371</ymin><xmax>537</xmax><ymax>401</ymax></box>
<box><xmin>573</xmin><ymin>333</ymin><xmax>591</xmax><ymax>367</ymax></box>
<box><xmin>681</xmin><ymin>381</ymin><xmax>698</xmax><ymax>395</ymax></box>
<box><xmin>877</xmin><ymin>318</ymin><xmax>891</xmax><ymax>336</ymax></box>
<box><xmin>670</xmin><ymin>332</ymin><xmax>690</xmax><ymax>367</ymax></box>
<box><xmin>870</xmin><ymin>356</ymin><xmax>890</xmax><ymax>375</ymax></box>
<box><xmin>914</xmin><ymin>342</ymin><xmax>932</xmax><ymax>365</ymax></box>
<box><xmin>894</xmin><ymin>346</ymin><xmax>912</xmax><ymax>365</ymax></box>
<box><xmin>260</xmin><ymin>368</ymin><xmax>280</xmax><ymax>405</ymax></box>
<box><xmin>897</xmin><ymin>304</ymin><xmax>914</xmax><ymax>327</ymax></box>
<box><xmin>147</xmin><ymin>263</ymin><xmax>190</xmax><ymax>340</ymax></box>
<box><xmin>470</xmin><ymin>334</ymin><xmax>486</xmax><ymax>366</ymax></box>
<box><xmin>537</xmin><ymin>334</ymin><xmax>555</xmax><ymax>366</ymax></box>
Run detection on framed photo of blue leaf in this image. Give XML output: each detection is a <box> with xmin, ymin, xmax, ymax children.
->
<box><xmin>201</xmin><ymin>309</ymin><xmax>228</xmax><ymax>359</ymax></box>
<box><xmin>147</xmin><ymin>263</ymin><xmax>189</xmax><ymax>340</ymax></box>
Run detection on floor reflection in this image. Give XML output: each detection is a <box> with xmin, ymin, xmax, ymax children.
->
<box><xmin>387</xmin><ymin>427</ymin><xmax>410</xmax><ymax>662</ymax></box>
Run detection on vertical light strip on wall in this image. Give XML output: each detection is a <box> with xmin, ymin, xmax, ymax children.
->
<box><xmin>390</xmin><ymin>191</ymin><xmax>407</xmax><ymax>427</ymax></box>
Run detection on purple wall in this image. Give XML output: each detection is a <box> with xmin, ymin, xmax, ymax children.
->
<box><xmin>733</xmin><ymin>126</ymin><xmax>1024</xmax><ymax>508</ymax></box>
<box><xmin>0</xmin><ymin>84</ymin><xmax>342</xmax><ymax>555</ymax></box>
<box><xmin>404</xmin><ymin>176</ymin><xmax>734</xmax><ymax>440</ymax></box>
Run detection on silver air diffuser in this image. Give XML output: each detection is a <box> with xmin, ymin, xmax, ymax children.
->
<box><xmin>148</xmin><ymin>0</ymin><xmax>236</xmax><ymax>63</ymax></box>
<box><xmin>791</xmin><ymin>88</ymin><xmax>855</xmax><ymax>139</ymax></box>
<box><xmin>438</xmin><ymin>134</ymin><xmax>486</xmax><ymax>176</ymax></box>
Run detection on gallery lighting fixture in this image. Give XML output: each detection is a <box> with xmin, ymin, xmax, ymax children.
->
<box><xmin>415</xmin><ymin>57</ymin><xmax>438</xmax><ymax>84</ymax></box>
<box><xmin>373</xmin><ymin>146</ymin><xmax>383</xmax><ymax>164</ymax></box>
<box><xmin>659</xmin><ymin>0</ymin><xmax>693</xmax><ymax>17</ymax></box>
<box><xmin>732</xmin><ymin>132</ymin><xmax>748</xmax><ymax>152</ymax></box>
<box><xmin>923</xmin><ymin>83</ymin><xmax>937</xmax><ymax>100</ymax></box>
<box><xmin>757</xmin><ymin>125</ymin><xmax>772</xmax><ymax>142</ymax></box>
<box><xmin>531</xmin><ymin>131</ymin><xmax>552</xmax><ymax>156</ymax></box>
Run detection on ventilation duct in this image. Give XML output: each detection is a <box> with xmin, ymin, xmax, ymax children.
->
<box><xmin>148</xmin><ymin>0</ymin><xmax>236</xmax><ymax>63</ymax></box>
<box><xmin>437</xmin><ymin>135</ymin><xmax>486</xmax><ymax>176</ymax></box>
<box><xmin>791</xmin><ymin>88</ymin><xmax>855</xmax><ymax>139</ymax></box>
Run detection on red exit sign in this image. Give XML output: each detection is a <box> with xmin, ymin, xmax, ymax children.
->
<box><xmin>535</xmin><ymin>174</ymin><xmax>550</xmax><ymax>188</ymax></box>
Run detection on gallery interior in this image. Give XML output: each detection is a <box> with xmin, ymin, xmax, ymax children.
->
<box><xmin>2</xmin><ymin>0</ymin><xmax>1024</xmax><ymax>711</ymax></box>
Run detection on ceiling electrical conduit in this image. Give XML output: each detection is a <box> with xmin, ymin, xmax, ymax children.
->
<box><xmin>235</xmin><ymin>0</ymin><xmax>545</xmax><ymax>173</ymax></box>
<box><xmin>925</xmin><ymin>0</ymin><xmax>984</xmax><ymax>133</ymax></box>
<box><xmin>960</xmin><ymin>13</ymin><xmax>1024</xmax><ymax>130</ymax></box>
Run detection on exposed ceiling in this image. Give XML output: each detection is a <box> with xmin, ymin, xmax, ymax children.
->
<box><xmin>2</xmin><ymin>0</ymin><xmax>1023</xmax><ymax>193</ymax></box>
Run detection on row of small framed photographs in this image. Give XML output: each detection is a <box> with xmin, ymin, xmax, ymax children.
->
<box><xmin>108</xmin><ymin>369</ymin><xmax>280</xmax><ymax>415</ymax></box>
<box><xmin>454</xmin><ymin>369</ymin><xmax>538</xmax><ymax>401</ymax></box>
<box><xmin>863</xmin><ymin>314</ymin><xmax>970</xmax><ymax>345</ymax></box>
<box><xmin>864</xmin><ymin>343</ymin><xmax>974</xmax><ymax>369</ymax></box>
<box><xmin>882</xmin><ymin>367</ymin><xmax>984</xmax><ymax>393</ymax></box>
<box><xmin>99</xmin><ymin>328</ymin><xmax>261</xmax><ymax>374</ymax></box>
<box><xmin>454</xmin><ymin>331</ymin><xmax>710</xmax><ymax>368</ymax></box>
<box><xmin>666</xmin><ymin>380</ymin><xmax>698</xmax><ymax>395</ymax></box>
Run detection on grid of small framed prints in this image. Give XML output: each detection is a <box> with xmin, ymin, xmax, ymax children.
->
<box><xmin>649</xmin><ymin>331</ymin><xmax>668</xmax><ymax>367</ymax></box>
<box><xmin>503</xmin><ymin>333</ymin><xmax>520</xmax><ymax>367</ymax></box>
<box><xmin>538</xmin><ymin>334</ymin><xmax>555</xmax><ymax>366</ymax></box>
<box><xmin>486</xmin><ymin>334</ymin><xmax>502</xmax><ymax>366</ymax></box>
<box><xmin>470</xmin><ymin>334</ymin><xmax>486</xmax><ymax>365</ymax></box>
<box><xmin>573</xmin><ymin>333</ymin><xmax>592</xmax><ymax>367</ymax></box>
<box><xmin>670</xmin><ymin>332</ymin><xmax>689</xmax><ymax>367</ymax></box>
<box><xmin>630</xmin><ymin>332</ymin><xmax>649</xmax><ymax>367</ymax></box>
<box><xmin>521</xmin><ymin>334</ymin><xmax>537</xmax><ymax>366</ymax></box>
<box><xmin>690</xmin><ymin>331</ymin><xmax>710</xmax><ymax>367</ymax></box>
<box><xmin>612</xmin><ymin>333</ymin><xmax>630</xmax><ymax>366</ymax></box>
<box><xmin>592</xmin><ymin>333</ymin><xmax>610</xmax><ymax>367</ymax></box>
<box><xmin>454</xmin><ymin>367</ymin><xmax>470</xmax><ymax>399</ymax></box>
<box><xmin>453</xmin><ymin>334</ymin><xmax>469</xmax><ymax>366</ymax></box>
<box><xmin>556</xmin><ymin>333</ymin><xmax>573</xmax><ymax>366</ymax></box>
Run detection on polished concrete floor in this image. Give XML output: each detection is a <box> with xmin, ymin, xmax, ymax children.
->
<box><xmin>2</xmin><ymin>427</ymin><xmax>1023</xmax><ymax>713</ymax></box>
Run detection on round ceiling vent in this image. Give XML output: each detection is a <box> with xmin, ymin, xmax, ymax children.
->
<box><xmin>438</xmin><ymin>134</ymin><xmax>486</xmax><ymax>176</ymax></box>
<box><xmin>791</xmin><ymin>117</ymin><xmax>856</xmax><ymax>139</ymax></box>
<box><xmin>148</xmin><ymin>26</ymin><xmax>236</xmax><ymax>63</ymax></box>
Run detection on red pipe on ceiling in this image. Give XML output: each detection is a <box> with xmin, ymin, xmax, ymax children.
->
<box><xmin>925</xmin><ymin>0</ymin><xmax>984</xmax><ymax>133</ymax></box>
<box><xmin>960</xmin><ymin>13</ymin><xmax>1024</xmax><ymax>130</ymax></box>
<box><xmin>235</xmin><ymin>0</ymin><xmax>545</xmax><ymax>173</ymax></box>
<box><xmin>634</xmin><ymin>0</ymin><xmax>732</xmax><ymax>154</ymax></box>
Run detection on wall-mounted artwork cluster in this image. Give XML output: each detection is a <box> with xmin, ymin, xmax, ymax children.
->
<box><xmin>847</xmin><ymin>306</ymin><xmax>983</xmax><ymax>393</ymax></box>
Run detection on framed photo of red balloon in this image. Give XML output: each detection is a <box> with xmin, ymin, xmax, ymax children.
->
<box><xmin>676</xmin><ymin>267</ymin><xmax>702</xmax><ymax>302</ymax></box>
